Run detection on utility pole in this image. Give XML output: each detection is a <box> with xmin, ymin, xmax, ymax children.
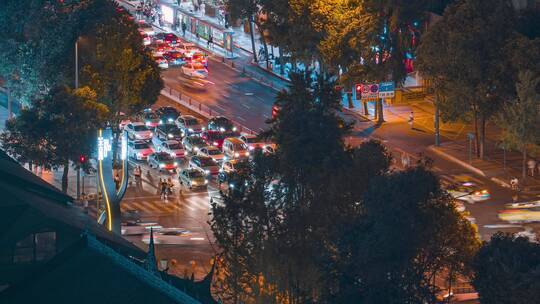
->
<box><xmin>75</xmin><ymin>40</ymin><xmax>81</xmax><ymax>200</ymax></box>
<box><xmin>7</xmin><ymin>87</ymin><xmax>12</xmax><ymax>119</ymax></box>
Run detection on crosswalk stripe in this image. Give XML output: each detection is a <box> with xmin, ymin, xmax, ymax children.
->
<box><xmin>141</xmin><ymin>201</ymin><xmax>162</xmax><ymax>212</ymax></box>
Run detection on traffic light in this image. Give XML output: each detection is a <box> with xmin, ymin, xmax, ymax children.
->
<box><xmin>355</xmin><ymin>84</ymin><xmax>362</xmax><ymax>100</ymax></box>
<box><xmin>79</xmin><ymin>155</ymin><xmax>86</xmax><ymax>164</ymax></box>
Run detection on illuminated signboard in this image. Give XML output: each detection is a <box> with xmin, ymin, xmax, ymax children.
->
<box><xmin>97</xmin><ymin>136</ymin><xmax>112</xmax><ymax>161</ymax></box>
<box><xmin>121</xmin><ymin>134</ymin><xmax>127</xmax><ymax>160</ymax></box>
<box><xmin>161</xmin><ymin>5</ymin><xmax>174</xmax><ymax>24</ymax></box>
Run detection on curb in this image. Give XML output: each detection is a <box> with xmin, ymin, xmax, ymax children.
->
<box><xmin>426</xmin><ymin>145</ymin><xmax>486</xmax><ymax>177</ymax></box>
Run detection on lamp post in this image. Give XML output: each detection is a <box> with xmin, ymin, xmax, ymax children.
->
<box><xmin>75</xmin><ymin>39</ymin><xmax>81</xmax><ymax>200</ymax></box>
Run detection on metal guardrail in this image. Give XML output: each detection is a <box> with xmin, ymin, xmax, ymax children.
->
<box><xmin>161</xmin><ymin>85</ymin><xmax>258</xmax><ymax>135</ymax></box>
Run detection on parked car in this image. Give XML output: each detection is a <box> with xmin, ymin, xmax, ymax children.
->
<box><xmin>179</xmin><ymin>168</ymin><xmax>208</xmax><ymax>189</ymax></box>
<box><xmin>128</xmin><ymin>140</ymin><xmax>153</xmax><ymax>160</ymax></box>
<box><xmin>154</xmin><ymin>55</ymin><xmax>169</xmax><ymax>69</ymax></box>
<box><xmin>147</xmin><ymin>152</ymin><xmax>178</xmax><ymax>172</ymax></box>
<box><xmin>189</xmin><ymin>155</ymin><xmax>220</xmax><ymax>176</ymax></box>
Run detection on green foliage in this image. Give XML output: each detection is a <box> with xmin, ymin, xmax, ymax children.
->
<box><xmin>472</xmin><ymin>233</ymin><xmax>540</xmax><ymax>304</ymax></box>
<box><xmin>499</xmin><ymin>70</ymin><xmax>540</xmax><ymax>151</ymax></box>
<box><xmin>211</xmin><ymin>73</ymin><xmax>478</xmax><ymax>302</ymax></box>
<box><xmin>81</xmin><ymin>8</ymin><xmax>163</xmax><ymax>128</ymax></box>
<box><xmin>1</xmin><ymin>86</ymin><xmax>108</xmax><ymax>192</ymax></box>
<box><xmin>328</xmin><ymin>167</ymin><xmax>480</xmax><ymax>303</ymax></box>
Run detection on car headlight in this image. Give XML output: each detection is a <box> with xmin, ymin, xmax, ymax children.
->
<box><xmin>174</xmin><ymin>162</ymin><xmax>178</xmax><ymax>166</ymax></box>
<box><xmin>170</xmin><ymin>152</ymin><xmax>176</xmax><ymax>157</ymax></box>
<box><xmin>202</xmin><ymin>127</ymin><xmax>206</xmax><ymax>131</ymax></box>
<box><xmin>219</xmin><ymin>127</ymin><xmax>225</xmax><ymax>132</ymax></box>
<box><xmin>159</xmin><ymin>120</ymin><xmax>163</xmax><ymax>124</ymax></box>
<box><xmin>149</xmin><ymin>132</ymin><xmax>153</xmax><ymax>137</ymax></box>
<box><xmin>213</xmin><ymin>142</ymin><xmax>218</xmax><ymax>146</ymax></box>
<box><xmin>223</xmin><ymin>156</ymin><xmax>228</xmax><ymax>160</ymax></box>
<box><xmin>204</xmin><ymin>179</ymin><xmax>209</xmax><ymax>184</ymax></box>
<box><xmin>232</xmin><ymin>127</ymin><xmax>237</xmax><ymax>132</ymax></box>
<box><xmin>159</xmin><ymin>164</ymin><xmax>165</xmax><ymax>168</ymax></box>
<box><xmin>188</xmin><ymin>128</ymin><xmax>194</xmax><ymax>132</ymax></box>
<box><xmin>145</xmin><ymin>122</ymin><xmax>151</xmax><ymax>126</ymax></box>
<box><xmin>205</xmin><ymin>169</ymin><xmax>210</xmax><ymax>174</ymax></box>
<box><xmin>249</xmin><ymin>146</ymin><xmax>254</xmax><ymax>150</ymax></box>
<box><xmin>194</xmin><ymin>147</ymin><xmax>199</xmax><ymax>151</ymax></box>
<box><xmin>168</xmin><ymin>118</ymin><xmax>173</xmax><ymax>122</ymax></box>
<box><xmin>168</xmin><ymin>134</ymin><xmax>173</xmax><ymax>138</ymax></box>
<box><xmin>219</xmin><ymin>168</ymin><xmax>223</xmax><ymax>172</ymax></box>
<box><xmin>137</xmin><ymin>152</ymin><xmax>143</xmax><ymax>157</ymax></box>
<box><xmin>245</xmin><ymin>152</ymin><xmax>250</xmax><ymax>156</ymax></box>
<box><xmin>234</xmin><ymin>152</ymin><xmax>240</xmax><ymax>157</ymax></box>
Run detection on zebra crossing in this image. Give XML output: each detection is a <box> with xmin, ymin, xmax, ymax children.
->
<box><xmin>121</xmin><ymin>194</ymin><xmax>212</xmax><ymax>214</ymax></box>
<box><xmin>87</xmin><ymin>192</ymin><xmax>217</xmax><ymax>218</ymax></box>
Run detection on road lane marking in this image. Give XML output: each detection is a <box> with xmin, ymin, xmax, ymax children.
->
<box><xmin>245</xmin><ymin>92</ymin><xmax>254</xmax><ymax>96</ymax></box>
<box><xmin>241</xmin><ymin>103</ymin><xmax>251</xmax><ymax>109</ymax></box>
<box><xmin>235</xmin><ymin>116</ymin><xmax>246</xmax><ymax>122</ymax></box>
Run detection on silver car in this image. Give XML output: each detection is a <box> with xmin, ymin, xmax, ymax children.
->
<box><xmin>178</xmin><ymin>168</ymin><xmax>208</xmax><ymax>189</ymax></box>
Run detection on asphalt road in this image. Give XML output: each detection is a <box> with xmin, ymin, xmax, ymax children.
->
<box><xmin>161</xmin><ymin>57</ymin><xmax>276</xmax><ymax>133</ymax></box>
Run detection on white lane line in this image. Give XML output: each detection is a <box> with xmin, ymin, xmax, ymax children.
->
<box><xmin>241</xmin><ymin>103</ymin><xmax>251</xmax><ymax>109</ymax></box>
<box><xmin>184</xmin><ymin>204</ymin><xmax>196</xmax><ymax>211</ymax></box>
<box><xmin>213</xmin><ymin>104</ymin><xmax>227</xmax><ymax>112</ymax></box>
<box><xmin>235</xmin><ymin>116</ymin><xmax>246</xmax><ymax>122</ymax></box>
<box><xmin>141</xmin><ymin>201</ymin><xmax>161</xmax><ymax>212</ymax></box>
<box><xmin>245</xmin><ymin>92</ymin><xmax>254</xmax><ymax>96</ymax></box>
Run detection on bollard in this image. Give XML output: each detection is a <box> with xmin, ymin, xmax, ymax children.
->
<box><xmin>222</xmin><ymin>57</ymin><xmax>225</xmax><ymax>63</ymax></box>
<box><xmin>231</xmin><ymin>61</ymin><xmax>235</xmax><ymax>68</ymax></box>
<box><xmin>189</xmin><ymin>98</ymin><xmax>192</xmax><ymax>106</ymax></box>
<box><xmin>199</xmin><ymin>104</ymin><xmax>202</xmax><ymax>111</ymax></box>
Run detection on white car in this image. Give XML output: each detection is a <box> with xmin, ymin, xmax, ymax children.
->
<box><xmin>197</xmin><ymin>146</ymin><xmax>224</xmax><ymax>163</ymax></box>
<box><xmin>239</xmin><ymin>133</ymin><xmax>267</xmax><ymax>151</ymax></box>
<box><xmin>175</xmin><ymin>115</ymin><xmax>204</xmax><ymax>135</ymax></box>
<box><xmin>125</xmin><ymin>122</ymin><xmax>153</xmax><ymax>141</ymax></box>
<box><xmin>182</xmin><ymin>136</ymin><xmax>207</xmax><ymax>154</ymax></box>
<box><xmin>128</xmin><ymin>140</ymin><xmax>154</xmax><ymax>160</ymax></box>
<box><xmin>189</xmin><ymin>155</ymin><xmax>220</xmax><ymax>176</ymax></box>
<box><xmin>220</xmin><ymin>160</ymin><xmax>241</xmax><ymax>174</ymax></box>
<box><xmin>506</xmin><ymin>200</ymin><xmax>540</xmax><ymax>209</ymax></box>
<box><xmin>154</xmin><ymin>56</ymin><xmax>169</xmax><ymax>69</ymax></box>
<box><xmin>181</xmin><ymin>62</ymin><xmax>208</xmax><ymax>79</ymax></box>
<box><xmin>157</xmin><ymin>140</ymin><xmax>185</xmax><ymax>158</ymax></box>
<box><xmin>446</xmin><ymin>182</ymin><xmax>490</xmax><ymax>204</ymax></box>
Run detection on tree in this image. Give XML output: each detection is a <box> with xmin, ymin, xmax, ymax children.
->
<box><xmin>472</xmin><ymin>233</ymin><xmax>540</xmax><ymax>304</ymax></box>
<box><xmin>326</xmin><ymin>166</ymin><xmax>480</xmax><ymax>303</ymax></box>
<box><xmin>1</xmin><ymin>86</ymin><xmax>108</xmax><ymax>193</ymax></box>
<box><xmin>499</xmin><ymin>70</ymin><xmax>540</xmax><ymax>179</ymax></box>
<box><xmin>416</xmin><ymin>0</ymin><xmax>517</xmax><ymax>158</ymax></box>
<box><xmin>81</xmin><ymin>8</ymin><xmax>163</xmax><ymax>141</ymax></box>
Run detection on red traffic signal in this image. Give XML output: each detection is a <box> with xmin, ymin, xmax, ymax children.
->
<box><xmin>355</xmin><ymin>84</ymin><xmax>362</xmax><ymax>98</ymax></box>
<box><xmin>79</xmin><ymin>155</ymin><xmax>86</xmax><ymax>163</ymax></box>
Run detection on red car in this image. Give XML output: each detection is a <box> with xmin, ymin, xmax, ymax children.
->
<box><xmin>163</xmin><ymin>33</ymin><xmax>180</xmax><ymax>45</ymax></box>
<box><xmin>200</xmin><ymin>130</ymin><xmax>225</xmax><ymax>150</ymax></box>
<box><xmin>150</xmin><ymin>42</ymin><xmax>171</xmax><ymax>56</ymax></box>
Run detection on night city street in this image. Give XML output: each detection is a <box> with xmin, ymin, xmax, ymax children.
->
<box><xmin>1</xmin><ymin>0</ymin><xmax>540</xmax><ymax>303</ymax></box>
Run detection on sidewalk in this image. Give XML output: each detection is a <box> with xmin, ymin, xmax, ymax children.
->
<box><xmin>119</xmin><ymin>0</ymin><xmax>291</xmax><ymax>88</ymax></box>
<box><xmin>345</xmin><ymin>96</ymin><xmax>540</xmax><ymax>193</ymax></box>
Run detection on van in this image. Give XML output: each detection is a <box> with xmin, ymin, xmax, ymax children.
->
<box><xmin>222</xmin><ymin>138</ymin><xmax>250</xmax><ymax>160</ymax></box>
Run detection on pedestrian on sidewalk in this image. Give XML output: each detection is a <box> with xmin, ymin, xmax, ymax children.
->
<box><xmin>527</xmin><ymin>159</ymin><xmax>536</xmax><ymax>177</ymax></box>
<box><xmin>408</xmin><ymin>111</ymin><xmax>414</xmax><ymax>130</ymax></box>
<box><xmin>81</xmin><ymin>192</ymin><xmax>88</xmax><ymax>213</ymax></box>
<box><xmin>207</xmin><ymin>35</ymin><xmax>213</xmax><ymax>49</ymax></box>
<box><xmin>510</xmin><ymin>177</ymin><xmax>519</xmax><ymax>191</ymax></box>
<box><xmin>195</xmin><ymin>31</ymin><xmax>199</xmax><ymax>42</ymax></box>
<box><xmin>134</xmin><ymin>165</ymin><xmax>142</xmax><ymax>187</ymax></box>
<box><xmin>159</xmin><ymin>178</ymin><xmax>167</xmax><ymax>200</ymax></box>
<box><xmin>181</xmin><ymin>21</ymin><xmax>187</xmax><ymax>37</ymax></box>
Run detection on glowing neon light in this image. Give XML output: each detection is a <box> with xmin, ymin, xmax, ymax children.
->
<box><xmin>98</xmin><ymin>129</ymin><xmax>113</xmax><ymax>231</ymax></box>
